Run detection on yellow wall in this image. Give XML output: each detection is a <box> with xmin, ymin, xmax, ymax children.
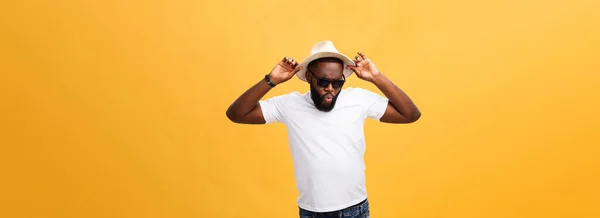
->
<box><xmin>1</xmin><ymin>0</ymin><xmax>599</xmax><ymax>217</ymax></box>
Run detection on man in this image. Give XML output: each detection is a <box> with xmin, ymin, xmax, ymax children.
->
<box><xmin>226</xmin><ymin>41</ymin><xmax>421</xmax><ymax>218</ymax></box>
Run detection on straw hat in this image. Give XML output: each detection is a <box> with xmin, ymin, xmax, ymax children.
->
<box><xmin>296</xmin><ymin>40</ymin><xmax>355</xmax><ymax>82</ymax></box>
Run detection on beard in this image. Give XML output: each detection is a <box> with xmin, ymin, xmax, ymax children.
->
<box><xmin>310</xmin><ymin>83</ymin><xmax>341</xmax><ymax>112</ymax></box>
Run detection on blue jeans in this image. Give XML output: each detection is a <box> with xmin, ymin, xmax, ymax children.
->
<box><xmin>299</xmin><ymin>199</ymin><xmax>370</xmax><ymax>218</ymax></box>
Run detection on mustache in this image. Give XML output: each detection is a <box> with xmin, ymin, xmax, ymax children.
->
<box><xmin>321</xmin><ymin>93</ymin><xmax>334</xmax><ymax>98</ymax></box>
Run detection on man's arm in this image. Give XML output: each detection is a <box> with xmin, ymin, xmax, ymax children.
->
<box><xmin>225</xmin><ymin>78</ymin><xmax>273</xmax><ymax>124</ymax></box>
<box><xmin>347</xmin><ymin>52</ymin><xmax>421</xmax><ymax>123</ymax></box>
<box><xmin>371</xmin><ymin>73</ymin><xmax>421</xmax><ymax>123</ymax></box>
<box><xmin>226</xmin><ymin>56</ymin><xmax>303</xmax><ymax>124</ymax></box>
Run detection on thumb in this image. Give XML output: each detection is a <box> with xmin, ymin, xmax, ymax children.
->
<box><xmin>293</xmin><ymin>65</ymin><xmax>304</xmax><ymax>74</ymax></box>
<box><xmin>346</xmin><ymin>65</ymin><xmax>359</xmax><ymax>74</ymax></box>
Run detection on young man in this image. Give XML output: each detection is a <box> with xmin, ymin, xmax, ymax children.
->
<box><xmin>226</xmin><ymin>41</ymin><xmax>421</xmax><ymax>218</ymax></box>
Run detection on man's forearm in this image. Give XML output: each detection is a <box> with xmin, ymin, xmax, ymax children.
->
<box><xmin>372</xmin><ymin>73</ymin><xmax>421</xmax><ymax>121</ymax></box>
<box><xmin>226</xmin><ymin>77</ymin><xmax>272</xmax><ymax>121</ymax></box>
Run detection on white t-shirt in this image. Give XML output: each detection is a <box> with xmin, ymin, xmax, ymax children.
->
<box><xmin>259</xmin><ymin>87</ymin><xmax>389</xmax><ymax>212</ymax></box>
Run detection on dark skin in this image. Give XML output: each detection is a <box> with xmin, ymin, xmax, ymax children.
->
<box><xmin>225</xmin><ymin>56</ymin><xmax>301</xmax><ymax>124</ymax></box>
<box><xmin>347</xmin><ymin>52</ymin><xmax>421</xmax><ymax>123</ymax></box>
<box><xmin>226</xmin><ymin>53</ymin><xmax>421</xmax><ymax>124</ymax></box>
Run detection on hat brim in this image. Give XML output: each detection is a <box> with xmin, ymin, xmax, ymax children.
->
<box><xmin>295</xmin><ymin>52</ymin><xmax>355</xmax><ymax>82</ymax></box>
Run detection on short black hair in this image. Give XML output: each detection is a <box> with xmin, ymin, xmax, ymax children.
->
<box><xmin>307</xmin><ymin>57</ymin><xmax>343</xmax><ymax>73</ymax></box>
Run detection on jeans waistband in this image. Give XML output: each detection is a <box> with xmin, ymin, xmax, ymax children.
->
<box><xmin>300</xmin><ymin>198</ymin><xmax>369</xmax><ymax>216</ymax></box>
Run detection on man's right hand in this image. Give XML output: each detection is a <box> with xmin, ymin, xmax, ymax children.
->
<box><xmin>226</xmin><ymin>56</ymin><xmax>303</xmax><ymax>124</ymax></box>
<box><xmin>269</xmin><ymin>56</ymin><xmax>304</xmax><ymax>85</ymax></box>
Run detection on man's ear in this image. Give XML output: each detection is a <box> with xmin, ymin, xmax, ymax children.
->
<box><xmin>305</xmin><ymin>71</ymin><xmax>311</xmax><ymax>83</ymax></box>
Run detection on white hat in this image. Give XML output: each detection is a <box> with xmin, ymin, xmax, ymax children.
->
<box><xmin>296</xmin><ymin>40</ymin><xmax>355</xmax><ymax>82</ymax></box>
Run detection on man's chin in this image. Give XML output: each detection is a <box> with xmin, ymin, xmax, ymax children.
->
<box><xmin>316</xmin><ymin>103</ymin><xmax>335</xmax><ymax>112</ymax></box>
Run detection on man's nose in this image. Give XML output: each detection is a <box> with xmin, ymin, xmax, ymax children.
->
<box><xmin>324</xmin><ymin>83</ymin><xmax>334</xmax><ymax>91</ymax></box>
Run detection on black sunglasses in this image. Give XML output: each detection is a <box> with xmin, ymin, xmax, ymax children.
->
<box><xmin>309</xmin><ymin>71</ymin><xmax>346</xmax><ymax>88</ymax></box>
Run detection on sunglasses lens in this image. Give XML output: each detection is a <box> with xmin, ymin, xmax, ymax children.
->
<box><xmin>316</xmin><ymin>78</ymin><xmax>344</xmax><ymax>88</ymax></box>
<box><xmin>317</xmin><ymin>79</ymin><xmax>330</xmax><ymax>87</ymax></box>
<box><xmin>332</xmin><ymin>81</ymin><xmax>344</xmax><ymax>88</ymax></box>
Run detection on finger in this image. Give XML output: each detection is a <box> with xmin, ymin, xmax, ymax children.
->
<box><xmin>353</xmin><ymin>59</ymin><xmax>363</xmax><ymax>66</ymax></box>
<box><xmin>279</xmin><ymin>57</ymin><xmax>293</xmax><ymax>70</ymax></box>
<box><xmin>347</xmin><ymin>66</ymin><xmax>364</xmax><ymax>78</ymax></box>
<box><xmin>358</xmin><ymin>52</ymin><xmax>367</xmax><ymax>60</ymax></box>
<box><xmin>346</xmin><ymin>65</ymin><xmax>359</xmax><ymax>73</ymax></box>
<box><xmin>355</xmin><ymin>55</ymin><xmax>363</xmax><ymax>61</ymax></box>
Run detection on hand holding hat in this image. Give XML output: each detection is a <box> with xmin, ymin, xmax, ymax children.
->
<box><xmin>268</xmin><ymin>56</ymin><xmax>304</xmax><ymax>85</ymax></box>
<box><xmin>283</xmin><ymin>41</ymin><xmax>380</xmax><ymax>83</ymax></box>
<box><xmin>346</xmin><ymin>52</ymin><xmax>381</xmax><ymax>83</ymax></box>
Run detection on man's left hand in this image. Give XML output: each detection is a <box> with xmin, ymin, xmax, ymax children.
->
<box><xmin>347</xmin><ymin>52</ymin><xmax>381</xmax><ymax>82</ymax></box>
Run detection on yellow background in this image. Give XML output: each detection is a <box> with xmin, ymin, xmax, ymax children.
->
<box><xmin>1</xmin><ymin>0</ymin><xmax>599</xmax><ymax>217</ymax></box>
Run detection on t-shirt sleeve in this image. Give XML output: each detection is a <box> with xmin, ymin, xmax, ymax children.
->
<box><xmin>258</xmin><ymin>94</ymin><xmax>287</xmax><ymax>124</ymax></box>
<box><xmin>359</xmin><ymin>88</ymin><xmax>389</xmax><ymax>121</ymax></box>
